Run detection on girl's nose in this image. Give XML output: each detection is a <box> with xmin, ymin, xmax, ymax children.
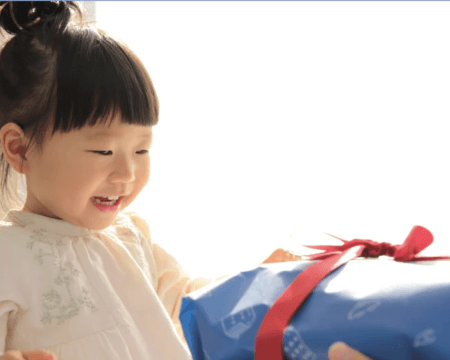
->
<box><xmin>112</xmin><ymin>157</ymin><xmax>137</xmax><ymax>182</ymax></box>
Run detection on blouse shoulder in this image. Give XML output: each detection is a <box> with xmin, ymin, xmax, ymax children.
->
<box><xmin>0</xmin><ymin>219</ymin><xmax>33</xmax><ymax>308</ymax></box>
<box><xmin>0</xmin><ymin>217</ymin><xmax>34</xmax><ymax>250</ymax></box>
<box><xmin>120</xmin><ymin>211</ymin><xmax>152</xmax><ymax>245</ymax></box>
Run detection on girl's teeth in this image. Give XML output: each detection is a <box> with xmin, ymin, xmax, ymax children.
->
<box><xmin>93</xmin><ymin>196</ymin><xmax>119</xmax><ymax>205</ymax></box>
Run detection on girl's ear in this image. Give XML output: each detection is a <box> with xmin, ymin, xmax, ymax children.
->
<box><xmin>0</xmin><ymin>122</ymin><xmax>30</xmax><ymax>174</ymax></box>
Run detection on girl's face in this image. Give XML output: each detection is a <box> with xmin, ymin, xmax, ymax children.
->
<box><xmin>6</xmin><ymin>116</ymin><xmax>152</xmax><ymax>230</ymax></box>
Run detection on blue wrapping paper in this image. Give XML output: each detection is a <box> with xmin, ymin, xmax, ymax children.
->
<box><xmin>179</xmin><ymin>259</ymin><xmax>450</xmax><ymax>360</ymax></box>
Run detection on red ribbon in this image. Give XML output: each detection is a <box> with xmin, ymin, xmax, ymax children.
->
<box><xmin>254</xmin><ymin>226</ymin><xmax>450</xmax><ymax>360</ymax></box>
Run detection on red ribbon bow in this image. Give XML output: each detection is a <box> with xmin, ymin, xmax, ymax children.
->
<box><xmin>254</xmin><ymin>226</ymin><xmax>450</xmax><ymax>360</ymax></box>
<box><xmin>302</xmin><ymin>225</ymin><xmax>438</xmax><ymax>262</ymax></box>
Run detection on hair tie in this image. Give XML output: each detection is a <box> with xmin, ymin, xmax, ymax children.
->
<box><xmin>2</xmin><ymin>1</ymin><xmax>43</xmax><ymax>32</ymax></box>
<box><xmin>9</xmin><ymin>2</ymin><xmax>23</xmax><ymax>31</ymax></box>
<box><xmin>0</xmin><ymin>2</ymin><xmax>8</xmax><ymax>14</ymax></box>
<box><xmin>25</xmin><ymin>5</ymin><xmax>41</xmax><ymax>28</ymax></box>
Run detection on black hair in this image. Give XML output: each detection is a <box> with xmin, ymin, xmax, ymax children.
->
<box><xmin>0</xmin><ymin>1</ymin><xmax>159</xmax><ymax>216</ymax></box>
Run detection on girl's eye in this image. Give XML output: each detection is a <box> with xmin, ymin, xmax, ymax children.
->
<box><xmin>93</xmin><ymin>150</ymin><xmax>149</xmax><ymax>156</ymax></box>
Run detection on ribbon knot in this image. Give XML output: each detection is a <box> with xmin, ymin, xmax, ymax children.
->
<box><xmin>361</xmin><ymin>241</ymin><xmax>395</xmax><ymax>258</ymax></box>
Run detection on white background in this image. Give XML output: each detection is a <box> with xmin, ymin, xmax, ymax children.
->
<box><xmin>96</xmin><ymin>1</ymin><xmax>450</xmax><ymax>279</ymax></box>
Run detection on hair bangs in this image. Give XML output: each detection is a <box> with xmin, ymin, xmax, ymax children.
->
<box><xmin>51</xmin><ymin>27</ymin><xmax>159</xmax><ymax>136</ymax></box>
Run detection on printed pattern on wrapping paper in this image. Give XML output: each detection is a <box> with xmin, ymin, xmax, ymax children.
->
<box><xmin>414</xmin><ymin>328</ymin><xmax>436</xmax><ymax>347</ymax></box>
<box><xmin>221</xmin><ymin>307</ymin><xmax>256</xmax><ymax>339</ymax></box>
<box><xmin>347</xmin><ymin>300</ymin><xmax>382</xmax><ymax>321</ymax></box>
<box><xmin>283</xmin><ymin>327</ymin><xmax>318</xmax><ymax>360</ymax></box>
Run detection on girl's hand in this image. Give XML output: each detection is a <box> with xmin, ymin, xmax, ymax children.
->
<box><xmin>261</xmin><ymin>248</ymin><xmax>302</xmax><ymax>264</ymax></box>
<box><xmin>328</xmin><ymin>342</ymin><xmax>372</xmax><ymax>360</ymax></box>
<box><xmin>0</xmin><ymin>350</ymin><xmax>56</xmax><ymax>360</ymax></box>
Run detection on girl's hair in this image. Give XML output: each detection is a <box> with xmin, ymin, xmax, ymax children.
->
<box><xmin>0</xmin><ymin>1</ymin><xmax>159</xmax><ymax>218</ymax></box>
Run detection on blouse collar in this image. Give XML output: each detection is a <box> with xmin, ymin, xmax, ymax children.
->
<box><xmin>2</xmin><ymin>209</ymin><xmax>124</xmax><ymax>237</ymax></box>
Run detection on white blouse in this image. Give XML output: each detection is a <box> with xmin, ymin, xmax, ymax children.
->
<box><xmin>0</xmin><ymin>209</ymin><xmax>214</xmax><ymax>360</ymax></box>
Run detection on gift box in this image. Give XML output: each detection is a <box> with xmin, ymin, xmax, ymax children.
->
<box><xmin>179</xmin><ymin>226</ymin><xmax>450</xmax><ymax>360</ymax></box>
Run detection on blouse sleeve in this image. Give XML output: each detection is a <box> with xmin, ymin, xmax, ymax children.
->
<box><xmin>0</xmin><ymin>233</ymin><xmax>32</xmax><ymax>356</ymax></box>
<box><xmin>125</xmin><ymin>212</ymin><xmax>225</xmax><ymax>346</ymax></box>
<box><xmin>0</xmin><ymin>301</ymin><xmax>18</xmax><ymax>356</ymax></box>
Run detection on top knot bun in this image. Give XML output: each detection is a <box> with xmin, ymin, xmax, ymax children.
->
<box><xmin>0</xmin><ymin>1</ymin><xmax>83</xmax><ymax>37</ymax></box>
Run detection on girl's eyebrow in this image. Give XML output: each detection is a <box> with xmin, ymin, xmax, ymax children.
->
<box><xmin>85</xmin><ymin>131</ymin><xmax>152</xmax><ymax>140</ymax></box>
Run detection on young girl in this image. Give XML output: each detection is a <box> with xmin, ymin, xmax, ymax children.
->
<box><xmin>0</xmin><ymin>2</ymin><xmax>372</xmax><ymax>360</ymax></box>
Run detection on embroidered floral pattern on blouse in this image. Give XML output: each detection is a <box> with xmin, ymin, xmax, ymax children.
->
<box><xmin>26</xmin><ymin>228</ymin><xmax>98</xmax><ymax>325</ymax></box>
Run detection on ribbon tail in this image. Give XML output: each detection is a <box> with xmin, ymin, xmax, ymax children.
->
<box><xmin>301</xmin><ymin>244</ymin><xmax>343</xmax><ymax>251</ymax></box>
<box><xmin>302</xmin><ymin>251</ymin><xmax>344</xmax><ymax>261</ymax></box>
<box><xmin>301</xmin><ymin>235</ymin><xmax>358</xmax><ymax>259</ymax></box>
<box><xmin>323</xmin><ymin>232</ymin><xmax>350</xmax><ymax>243</ymax></box>
<box><xmin>410</xmin><ymin>255</ymin><xmax>450</xmax><ymax>261</ymax></box>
